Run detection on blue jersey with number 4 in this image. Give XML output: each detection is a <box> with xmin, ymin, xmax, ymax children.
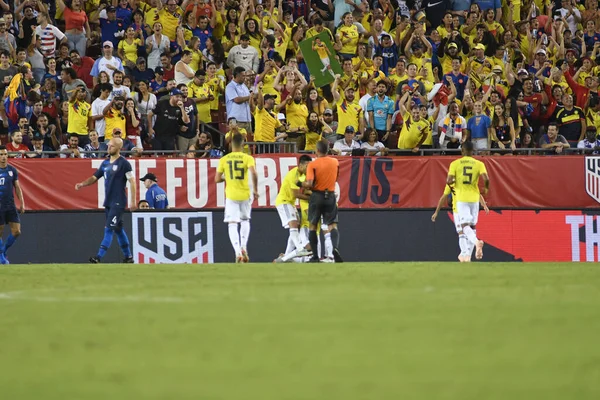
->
<box><xmin>0</xmin><ymin>165</ymin><xmax>18</xmax><ymax>209</ymax></box>
<box><xmin>93</xmin><ymin>156</ymin><xmax>132</xmax><ymax>208</ymax></box>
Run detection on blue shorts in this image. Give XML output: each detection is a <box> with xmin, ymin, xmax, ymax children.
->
<box><xmin>0</xmin><ymin>207</ymin><xmax>20</xmax><ymax>225</ymax></box>
<box><xmin>105</xmin><ymin>207</ymin><xmax>125</xmax><ymax>230</ymax></box>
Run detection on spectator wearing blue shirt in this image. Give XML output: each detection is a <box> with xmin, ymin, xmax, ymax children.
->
<box><xmin>475</xmin><ymin>0</ymin><xmax>502</xmax><ymax>21</ymax></box>
<box><xmin>140</xmin><ymin>173</ymin><xmax>169</xmax><ymax>209</ymax></box>
<box><xmin>367</xmin><ymin>81</ymin><xmax>395</xmax><ymax>144</ymax></box>
<box><xmin>444</xmin><ymin>58</ymin><xmax>469</xmax><ymax>101</ymax></box>
<box><xmin>578</xmin><ymin>127</ymin><xmax>600</xmax><ymax>154</ymax></box>
<box><xmin>373</xmin><ymin>34</ymin><xmax>399</xmax><ymax>76</ymax></box>
<box><xmin>115</xmin><ymin>0</ymin><xmax>133</xmax><ymax>26</ymax></box>
<box><xmin>100</xmin><ymin>7</ymin><xmax>126</xmax><ymax>50</ymax></box>
<box><xmin>466</xmin><ymin>101</ymin><xmax>493</xmax><ymax>152</ymax></box>
<box><xmin>150</xmin><ymin>67</ymin><xmax>168</xmax><ymax>99</ymax></box>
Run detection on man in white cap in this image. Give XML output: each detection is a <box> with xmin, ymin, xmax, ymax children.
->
<box><xmin>90</xmin><ymin>41</ymin><xmax>125</xmax><ymax>85</ymax></box>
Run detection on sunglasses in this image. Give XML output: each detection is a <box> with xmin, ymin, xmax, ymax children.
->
<box><xmin>103</xmin><ymin>45</ymin><xmax>112</xmax><ymax>48</ymax></box>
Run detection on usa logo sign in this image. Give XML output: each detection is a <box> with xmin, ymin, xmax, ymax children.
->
<box><xmin>132</xmin><ymin>212</ymin><xmax>214</xmax><ymax>264</ymax></box>
<box><xmin>586</xmin><ymin>157</ymin><xmax>600</xmax><ymax>203</ymax></box>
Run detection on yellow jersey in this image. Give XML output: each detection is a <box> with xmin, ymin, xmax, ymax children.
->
<box><xmin>158</xmin><ymin>7</ymin><xmax>182</xmax><ymax>41</ymax></box>
<box><xmin>398</xmin><ymin>113</ymin><xmax>429</xmax><ymax>149</ymax></box>
<box><xmin>286</xmin><ymin>102</ymin><xmax>309</xmax><ymax>131</ymax></box>
<box><xmin>448</xmin><ymin>156</ymin><xmax>487</xmax><ymax>203</ymax></box>
<box><xmin>443</xmin><ymin>184</ymin><xmax>458</xmax><ymax>214</ymax></box>
<box><xmin>206</xmin><ymin>76</ymin><xmax>224</xmax><ymax>110</ymax></box>
<box><xmin>68</xmin><ymin>100</ymin><xmax>90</xmax><ymax>135</ymax></box>
<box><xmin>187</xmin><ymin>81</ymin><xmax>212</xmax><ymax>122</ymax></box>
<box><xmin>225</xmin><ymin>128</ymin><xmax>250</xmax><ymax>154</ymax></box>
<box><xmin>304</xmin><ymin>130</ymin><xmax>322</xmax><ymax>151</ymax></box>
<box><xmin>118</xmin><ymin>38</ymin><xmax>142</xmax><ymax>64</ymax></box>
<box><xmin>275</xmin><ymin>166</ymin><xmax>302</xmax><ymax>206</ymax></box>
<box><xmin>254</xmin><ymin>107</ymin><xmax>281</xmax><ymax>142</ymax></box>
<box><xmin>298</xmin><ymin>174</ymin><xmax>309</xmax><ymax>229</ymax></box>
<box><xmin>104</xmin><ymin>108</ymin><xmax>126</xmax><ymax>140</ymax></box>
<box><xmin>335</xmin><ymin>98</ymin><xmax>362</xmax><ymax>133</ymax></box>
<box><xmin>338</xmin><ymin>24</ymin><xmax>359</xmax><ymax>54</ymax></box>
<box><xmin>217</xmin><ymin>151</ymin><xmax>256</xmax><ymax>201</ymax></box>
<box><xmin>314</xmin><ymin>42</ymin><xmax>329</xmax><ymax>59</ymax></box>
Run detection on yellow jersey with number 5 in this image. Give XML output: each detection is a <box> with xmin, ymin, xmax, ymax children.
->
<box><xmin>217</xmin><ymin>152</ymin><xmax>256</xmax><ymax>201</ymax></box>
<box><xmin>448</xmin><ymin>156</ymin><xmax>487</xmax><ymax>203</ymax></box>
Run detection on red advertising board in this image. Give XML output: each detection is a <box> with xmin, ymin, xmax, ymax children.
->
<box><xmin>9</xmin><ymin>155</ymin><xmax>600</xmax><ymax>210</ymax></box>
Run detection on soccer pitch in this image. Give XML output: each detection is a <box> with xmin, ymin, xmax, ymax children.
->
<box><xmin>1</xmin><ymin>263</ymin><xmax>599</xmax><ymax>399</ymax></box>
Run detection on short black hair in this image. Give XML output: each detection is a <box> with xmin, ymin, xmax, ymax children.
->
<box><xmin>299</xmin><ymin>155</ymin><xmax>312</xmax><ymax>164</ymax></box>
<box><xmin>233</xmin><ymin>66</ymin><xmax>245</xmax><ymax>78</ymax></box>
<box><xmin>62</xmin><ymin>67</ymin><xmax>77</xmax><ymax>79</ymax></box>
<box><xmin>462</xmin><ymin>140</ymin><xmax>474</xmax><ymax>152</ymax></box>
<box><xmin>316</xmin><ymin>140</ymin><xmax>329</xmax><ymax>155</ymax></box>
<box><xmin>138</xmin><ymin>200</ymin><xmax>149</xmax><ymax>207</ymax></box>
<box><xmin>232</xmin><ymin>133</ymin><xmax>244</xmax><ymax>147</ymax></box>
<box><xmin>0</xmin><ymin>145</ymin><xmax>6</xmax><ymax>151</ymax></box>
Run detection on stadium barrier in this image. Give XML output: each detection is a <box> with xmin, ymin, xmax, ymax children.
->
<box><xmin>8</xmin><ymin>209</ymin><xmax>600</xmax><ymax>264</ymax></box>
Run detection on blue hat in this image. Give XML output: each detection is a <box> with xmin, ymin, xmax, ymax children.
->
<box><xmin>345</xmin><ymin>126</ymin><xmax>355</xmax><ymax>133</ymax></box>
<box><xmin>170</xmin><ymin>88</ymin><xmax>183</xmax><ymax>96</ymax></box>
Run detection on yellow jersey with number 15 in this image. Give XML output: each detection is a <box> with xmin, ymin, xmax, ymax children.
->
<box><xmin>217</xmin><ymin>152</ymin><xmax>256</xmax><ymax>201</ymax></box>
<box><xmin>447</xmin><ymin>156</ymin><xmax>487</xmax><ymax>203</ymax></box>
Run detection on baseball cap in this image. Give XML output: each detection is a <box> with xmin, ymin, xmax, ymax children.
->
<box><xmin>140</xmin><ymin>173</ymin><xmax>157</xmax><ymax>182</ymax></box>
<box><xmin>324</xmin><ymin>108</ymin><xmax>333</xmax><ymax>115</ymax></box>
<box><xmin>0</xmin><ymin>18</ymin><xmax>6</xmax><ymax>24</ymax></box>
<box><xmin>264</xmin><ymin>94</ymin><xmax>277</xmax><ymax>101</ymax></box>
<box><xmin>137</xmin><ymin>57</ymin><xmax>146</xmax><ymax>64</ymax></box>
<box><xmin>448</xmin><ymin>42</ymin><xmax>458</xmax><ymax>50</ymax></box>
<box><xmin>474</xmin><ymin>43</ymin><xmax>485</xmax><ymax>50</ymax></box>
<box><xmin>32</xmin><ymin>132</ymin><xmax>43</xmax><ymax>141</ymax></box>
<box><xmin>536</xmin><ymin>49</ymin><xmax>547</xmax><ymax>56</ymax></box>
<box><xmin>517</xmin><ymin>68</ymin><xmax>529</xmax><ymax>75</ymax></box>
<box><xmin>103</xmin><ymin>41</ymin><xmax>114</xmax><ymax>48</ymax></box>
<box><xmin>492</xmin><ymin>65</ymin><xmax>503</xmax><ymax>73</ymax></box>
<box><xmin>345</xmin><ymin>126</ymin><xmax>355</xmax><ymax>133</ymax></box>
<box><xmin>170</xmin><ymin>88</ymin><xmax>183</xmax><ymax>96</ymax></box>
<box><xmin>154</xmin><ymin>66</ymin><xmax>164</xmax><ymax>75</ymax></box>
<box><xmin>107</xmin><ymin>6</ymin><xmax>116</xmax><ymax>12</ymax></box>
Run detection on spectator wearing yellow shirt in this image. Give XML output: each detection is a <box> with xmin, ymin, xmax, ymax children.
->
<box><xmin>397</xmin><ymin>107</ymin><xmax>429</xmax><ymax>153</ymax></box>
<box><xmin>224</xmin><ymin>118</ymin><xmax>250</xmax><ymax>154</ymax></box>
<box><xmin>118</xmin><ymin>27</ymin><xmax>143</xmax><ymax>75</ymax></box>
<box><xmin>102</xmin><ymin>96</ymin><xmax>127</xmax><ymax>142</ymax></box>
<box><xmin>404</xmin><ymin>26</ymin><xmax>433</xmax><ymax>75</ymax></box>
<box><xmin>338</xmin><ymin>12</ymin><xmax>361</xmax><ymax>58</ymax></box>
<box><xmin>257</xmin><ymin>60</ymin><xmax>280</xmax><ymax>104</ymax></box>
<box><xmin>437</xmin><ymin>12</ymin><xmax>454</xmax><ymax>39</ymax></box>
<box><xmin>438</xmin><ymin>39</ymin><xmax>468</xmax><ymax>75</ymax></box>
<box><xmin>253</xmin><ymin>85</ymin><xmax>287</xmax><ymax>153</ymax></box>
<box><xmin>389</xmin><ymin>59</ymin><xmax>409</xmax><ymax>90</ymax></box>
<box><xmin>205</xmin><ymin>62</ymin><xmax>225</xmax><ymax>114</ymax></box>
<box><xmin>332</xmin><ymin>75</ymin><xmax>364</xmax><ymax>137</ymax></box>
<box><xmin>187</xmin><ymin>70</ymin><xmax>213</xmax><ymax>124</ymax></box>
<box><xmin>305</xmin><ymin>111</ymin><xmax>333</xmax><ymax>152</ymax></box>
<box><xmin>284</xmin><ymin>89</ymin><xmax>309</xmax><ymax>150</ymax></box>
<box><xmin>352</xmin><ymin>43</ymin><xmax>373</xmax><ymax>74</ymax></box>
<box><xmin>156</xmin><ymin>0</ymin><xmax>182</xmax><ymax>41</ymax></box>
<box><xmin>67</xmin><ymin>84</ymin><xmax>91</xmax><ymax>146</ymax></box>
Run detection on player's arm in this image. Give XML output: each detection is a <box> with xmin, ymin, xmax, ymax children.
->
<box><xmin>215</xmin><ymin>170</ymin><xmax>225</xmax><ymax>183</ymax></box>
<box><xmin>431</xmin><ymin>191</ymin><xmax>447</xmax><ymax>222</ymax></box>
<box><xmin>479</xmin><ymin>194</ymin><xmax>489</xmax><ymax>214</ymax></box>
<box><xmin>13</xmin><ymin>180</ymin><xmax>24</xmax><ymax>214</ymax></box>
<box><xmin>481</xmin><ymin>172</ymin><xmax>490</xmax><ymax>195</ymax></box>
<box><xmin>249</xmin><ymin>165</ymin><xmax>259</xmax><ymax>198</ymax></box>
<box><xmin>446</xmin><ymin>173</ymin><xmax>455</xmax><ymax>185</ymax></box>
<box><xmin>293</xmin><ymin>188</ymin><xmax>310</xmax><ymax>201</ymax></box>
<box><xmin>126</xmin><ymin>172</ymin><xmax>137</xmax><ymax>211</ymax></box>
<box><xmin>75</xmin><ymin>175</ymin><xmax>99</xmax><ymax>190</ymax></box>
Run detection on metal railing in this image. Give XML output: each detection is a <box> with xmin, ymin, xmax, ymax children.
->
<box><xmin>387</xmin><ymin>147</ymin><xmax>585</xmax><ymax>156</ymax></box>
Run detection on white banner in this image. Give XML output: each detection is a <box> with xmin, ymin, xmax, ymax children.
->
<box><xmin>132</xmin><ymin>212</ymin><xmax>214</xmax><ymax>264</ymax></box>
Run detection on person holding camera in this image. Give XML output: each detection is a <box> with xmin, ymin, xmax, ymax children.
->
<box><xmin>102</xmin><ymin>95</ymin><xmax>127</xmax><ymax>142</ymax></box>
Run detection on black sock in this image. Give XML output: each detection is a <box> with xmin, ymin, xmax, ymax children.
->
<box><xmin>330</xmin><ymin>228</ymin><xmax>339</xmax><ymax>249</ymax></box>
<box><xmin>309</xmin><ymin>230</ymin><xmax>318</xmax><ymax>258</ymax></box>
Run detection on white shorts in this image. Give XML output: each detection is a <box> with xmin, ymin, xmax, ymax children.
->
<box><xmin>457</xmin><ymin>202</ymin><xmax>479</xmax><ymax>226</ymax></box>
<box><xmin>320</xmin><ymin>57</ymin><xmax>330</xmax><ymax>68</ymax></box>
<box><xmin>276</xmin><ymin>204</ymin><xmax>299</xmax><ymax>228</ymax></box>
<box><xmin>224</xmin><ymin>198</ymin><xmax>252</xmax><ymax>223</ymax></box>
<box><xmin>453</xmin><ymin>212</ymin><xmax>462</xmax><ymax>233</ymax></box>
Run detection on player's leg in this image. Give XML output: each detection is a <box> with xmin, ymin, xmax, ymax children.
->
<box><xmin>112</xmin><ymin>208</ymin><xmax>132</xmax><ymax>263</ymax></box>
<box><xmin>453</xmin><ymin>211</ymin><xmax>468</xmax><ymax>262</ymax></box>
<box><xmin>224</xmin><ymin>199</ymin><xmax>243</xmax><ymax>262</ymax></box>
<box><xmin>321</xmin><ymin>222</ymin><xmax>333</xmax><ymax>262</ymax></box>
<box><xmin>469</xmin><ymin>203</ymin><xmax>483</xmax><ymax>259</ymax></box>
<box><xmin>323</xmin><ymin>197</ymin><xmax>342</xmax><ymax>262</ymax></box>
<box><xmin>239</xmin><ymin>199</ymin><xmax>252</xmax><ymax>262</ymax></box>
<box><xmin>307</xmin><ymin>193</ymin><xmax>323</xmax><ymax>262</ymax></box>
<box><xmin>462</xmin><ymin>203</ymin><xmax>483</xmax><ymax>259</ymax></box>
<box><xmin>2</xmin><ymin>207</ymin><xmax>21</xmax><ymax>262</ymax></box>
<box><xmin>0</xmin><ymin>214</ymin><xmax>6</xmax><ymax>264</ymax></box>
<box><xmin>91</xmin><ymin>208</ymin><xmax>116</xmax><ymax>263</ymax></box>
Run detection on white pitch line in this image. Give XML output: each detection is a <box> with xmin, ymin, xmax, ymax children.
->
<box><xmin>0</xmin><ymin>292</ymin><xmax>189</xmax><ymax>304</ymax></box>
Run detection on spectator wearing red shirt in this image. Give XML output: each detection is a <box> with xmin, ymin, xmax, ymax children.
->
<box><xmin>563</xmin><ymin>67</ymin><xmax>597</xmax><ymax>110</ymax></box>
<box><xmin>6</xmin><ymin>131</ymin><xmax>30</xmax><ymax>158</ymax></box>
<box><xmin>70</xmin><ymin>49</ymin><xmax>95</xmax><ymax>88</ymax></box>
<box><xmin>160</xmin><ymin>53</ymin><xmax>175</xmax><ymax>82</ymax></box>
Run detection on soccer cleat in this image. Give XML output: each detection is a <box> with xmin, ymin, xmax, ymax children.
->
<box><xmin>332</xmin><ymin>248</ymin><xmax>344</xmax><ymax>263</ymax></box>
<box><xmin>0</xmin><ymin>253</ymin><xmax>9</xmax><ymax>265</ymax></box>
<box><xmin>307</xmin><ymin>257</ymin><xmax>321</xmax><ymax>263</ymax></box>
<box><xmin>123</xmin><ymin>256</ymin><xmax>134</xmax><ymax>264</ymax></box>
<box><xmin>321</xmin><ymin>257</ymin><xmax>335</xmax><ymax>263</ymax></box>
<box><xmin>296</xmin><ymin>248</ymin><xmax>312</xmax><ymax>258</ymax></box>
<box><xmin>241</xmin><ymin>248</ymin><xmax>250</xmax><ymax>263</ymax></box>
<box><xmin>89</xmin><ymin>256</ymin><xmax>100</xmax><ymax>264</ymax></box>
<box><xmin>458</xmin><ymin>255</ymin><xmax>467</xmax><ymax>263</ymax></box>
<box><xmin>235</xmin><ymin>255</ymin><xmax>244</xmax><ymax>263</ymax></box>
<box><xmin>273</xmin><ymin>256</ymin><xmax>285</xmax><ymax>263</ymax></box>
<box><xmin>475</xmin><ymin>240</ymin><xmax>484</xmax><ymax>260</ymax></box>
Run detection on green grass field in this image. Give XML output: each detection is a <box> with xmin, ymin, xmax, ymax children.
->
<box><xmin>1</xmin><ymin>263</ymin><xmax>599</xmax><ymax>399</ymax></box>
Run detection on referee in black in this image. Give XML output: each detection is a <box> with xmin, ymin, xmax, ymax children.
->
<box><xmin>302</xmin><ymin>140</ymin><xmax>343</xmax><ymax>263</ymax></box>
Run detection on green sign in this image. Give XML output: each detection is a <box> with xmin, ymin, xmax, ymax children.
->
<box><xmin>299</xmin><ymin>33</ymin><xmax>343</xmax><ymax>88</ymax></box>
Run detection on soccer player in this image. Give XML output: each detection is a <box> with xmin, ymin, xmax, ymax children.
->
<box><xmin>446</xmin><ymin>141</ymin><xmax>490</xmax><ymax>261</ymax></box>
<box><xmin>274</xmin><ymin>155</ymin><xmax>313</xmax><ymax>263</ymax></box>
<box><xmin>302</xmin><ymin>140</ymin><xmax>342</xmax><ymax>263</ymax></box>
<box><xmin>215</xmin><ymin>133</ymin><xmax>258</xmax><ymax>263</ymax></box>
<box><xmin>140</xmin><ymin>173</ymin><xmax>168</xmax><ymax>209</ymax></box>
<box><xmin>0</xmin><ymin>146</ymin><xmax>25</xmax><ymax>264</ymax></box>
<box><xmin>431</xmin><ymin>184</ymin><xmax>489</xmax><ymax>262</ymax></box>
<box><xmin>312</xmin><ymin>37</ymin><xmax>335</xmax><ymax>78</ymax></box>
<box><xmin>75</xmin><ymin>138</ymin><xmax>137</xmax><ymax>263</ymax></box>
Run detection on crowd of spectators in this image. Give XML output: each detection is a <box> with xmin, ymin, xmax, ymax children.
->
<box><xmin>2</xmin><ymin>0</ymin><xmax>600</xmax><ymax>159</ymax></box>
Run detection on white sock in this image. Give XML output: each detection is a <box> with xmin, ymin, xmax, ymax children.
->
<box><xmin>240</xmin><ymin>220</ymin><xmax>251</xmax><ymax>248</ymax></box>
<box><xmin>324</xmin><ymin>232</ymin><xmax>333</xmax><ymax>258</ymax></box>
<box><xmin>467</xmin><ymin>230</ymin><xmax>476</xmax><ymax>256</ymax></box>
<box><xmin>228</xmin><ymin>223</ymin><xmax>241</xmax><ymax>256</ymax></box>
<box><xmin>463</xmin><ymin>226</ymin><xmax>478</xmax><ymax>246</ymax></box>
<box><xmin>300</xmin><ymin>227</ymin><xmax>309</xmax><ymax>247</ymax></box>
<box><xmin>284</xmin><ymin>236</ymin><xmax>295</xmax><ymax>255</ymax></box>
<box><xmin>317</xmin><ymin>234</ymin><xmax>322</xmax><ymax>259</ymax></box>
<box><xmin>282</xmin><ymin>249</ymin><xmax>299</xmax><ymax>262</ymax></box>
<box><xmin>458</xmin><ymin>234</ymin><xmax>468</xmax><ymax>256</ymax></box>
<box><xmin>289</xmin><ymin>228</ymin><xmax>303</xmax><ymax>250</ymax></box>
